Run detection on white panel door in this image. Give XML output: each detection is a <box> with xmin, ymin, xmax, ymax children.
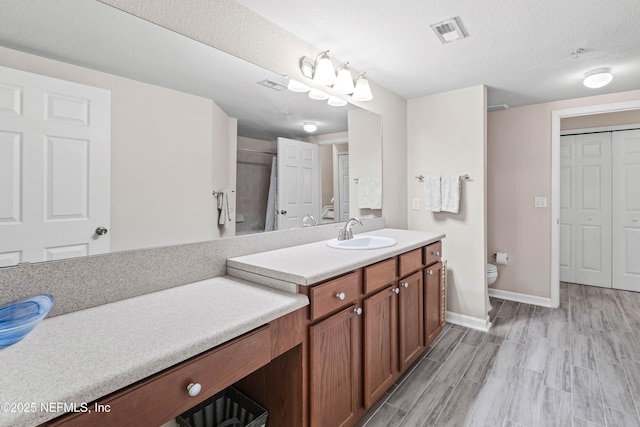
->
<box><xmin>0</xmin><ymin>65</ymin><xmax>110</xmax><ymax>266</ymax></box>
<box><xmin>559</xmin><ymin>133</ymin><xmax>612</xmax><ymax>287</ymax></box>
<box><xmin>575</xmin><ymin>133</ymin><xmax>612</xmax><ymax>287</ymax></box>
<box><xmin>559</xmin><ymin>135</ymin><xmax>576</xmax><ymax>283</ymax></box>
<box><xmin>276</xmin><ymin>137</ymin><xmax>319</xmax><ymax>229</ymax></box>
<box><xmin>612</xmin><ymin>129</ymin><xmax>640</xmax><ymax>292</ymax></box>
<box><xmin>338</xmin><ymin>153</ymin><xmax>350</xmax><ymax>222</ymax></box>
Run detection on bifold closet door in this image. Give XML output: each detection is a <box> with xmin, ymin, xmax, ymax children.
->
<box><xmin>612</xmin><ymin>129</ymin><xmax>640</xmax><ymax>292</ymax></box>
<box><xmin>559</xmin><ymin>133</ymin><xmax>612</xmax><ymax>287</ymax></box>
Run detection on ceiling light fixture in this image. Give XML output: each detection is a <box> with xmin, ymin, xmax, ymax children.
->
<box><xmin>303</xmin><ymin>122</ymin><xmax>317</xmax><ymax>133</ymax></box>
<box><xmin>583</xmin><ymin>68</ymin><xmax>613</xmax><ymax>88</ymax></box>
<box><xmin>352</xmin><ymin>73</ymin><xmax>373</xmax><ymax>102</ymax></box>
<box><xmin>296</xmin><ymin>52</ymin><xmax>374</xmax><ymax>102</ymax></box>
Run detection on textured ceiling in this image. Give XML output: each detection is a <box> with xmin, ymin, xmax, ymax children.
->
<box><xmin>235</xmin><ymin>0</ymin><xmax>640</xmax><ymax>107</ymax></box>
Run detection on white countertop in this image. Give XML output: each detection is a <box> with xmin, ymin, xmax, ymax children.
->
<box><xmin>227</xmin><ymin>228</ymin><xmax>445</xmax><ymax>286</ymax></box>
<box><xmin>0</xmin><ymin>277</ymin><xmax>308</xmax><ymax>427</ymax></box>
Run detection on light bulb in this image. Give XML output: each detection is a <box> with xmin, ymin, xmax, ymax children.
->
<box><xmin>352</xmin><ymin>74</ymin><xmax>373</xmax><ymax>101</ymax></box>
<box><xmin>328</xmin><ymin>96</ymin><xmax>347</xmax><ymax>107</ymax></box>
<box><xmin>313</xmin><ymin>51</ymin><xmax>336</xmax><ymax>86</ymax></box>
<box><xmin>287</xmin><ymin>79</ymin><xmax>311</xmax><ymax>93</ymax></box>
<box><xmin>308</xmin><ymin>88</ymin><xmax>329</xmax><ymax>100</ymax></box>
<box><xmin>333</xmin><ymin>65</ymin><xmax>355</xmax><ymax>94</ymax></box>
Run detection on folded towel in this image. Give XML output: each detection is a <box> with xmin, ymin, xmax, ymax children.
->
<box><xmin>217</xmin><ymin>190</ymin><xmax>231</xmax><ymax>226</ymax></box>
<box><xmin>358</xmin><ymin>176</ymin><xmax>382</xmax><ymax>209</ymax></box>
<box><xmin>424</xmin><ymin>175</ymin><xmax>442</xmax><ymax>212</ymax></box>
<box><xmin>441</xmin><ymin>175</ymin><xmax>461</xmax><ymax>213</ymax></box>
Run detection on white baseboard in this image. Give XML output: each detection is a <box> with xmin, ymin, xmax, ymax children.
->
<box><xmin>445</xmin><ymin>311</ymin><xmax>491</xmax><ymax>332</ymax></box>
<box><xmin>488</xmin><ymin>288</ymin><xmax>552</xmax><ymax>308</ymax></box>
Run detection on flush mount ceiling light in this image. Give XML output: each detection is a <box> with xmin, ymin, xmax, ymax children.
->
<box><xmin>296</xmin><ymin>52</ymin><xmax>374</xmax><ymax>102</ymax></box>
<box><xmin>303</xmin><ymin>122</ymin><xmax>317</xmax><ymax>133</ymax></box>
<box><xmin>352</xmin><ymin>73</ymin><xmax>373</xmax><ymax>102</ymax></box>
<box><xmin>431</xmin><ymin>17</ymin><xmax>468</xmax><ymax>44</ymax></box>
<box><xmin>583</xmin><ymin>68</ymin><xmax>613</xmax><ymax>88</ymax></box>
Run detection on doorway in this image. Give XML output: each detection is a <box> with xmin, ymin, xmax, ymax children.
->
<box><xmin>551</xmin><ymin>100</ymin><xmax>640</xmax><ymax>307</ymax></box>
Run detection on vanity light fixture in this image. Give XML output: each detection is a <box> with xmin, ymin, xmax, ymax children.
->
<box><xmin>287</xmin><ymin>78</ymin><xmax>311</xmax><ymax>93</ymax></box>
<box><xmin>352</xmin><ymin>73</ymin><xmax>373</xmax><ymax>102</ymax></box>
<box><xmin>297</xmin><ymin>52</ymin><xmax>374</xmax><ymax>102</ymax></box>
<box><xmin>308</xmin><ymin>88</ymin><xmax>330</xmax><ymax>100</ymax></box>
<box><xmin>583</xmin><ymin>68</ymin><xmax>613</xmax><ymax>88</ymax></box>
<box><xmin>328</xmin><ymin>96</ymin><xmax>347</xmax><ymax>107</ymax></box>
<box><xmin>303</xmin><ymin>122</ymin><xmax>318</xmax><ymax>132</ymax></box>
<box><xmin>313</xmin><ymin>51</ymin><xmax>336</xmax><ymax>86</ymax></box>
<box><xmin>333</xmin><ymin>63</ymin><xmax>355</xmax><ymax>94</ymax></box>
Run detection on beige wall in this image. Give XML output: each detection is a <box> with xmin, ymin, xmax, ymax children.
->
<box><xmin>561</xmin><ymin>109</ymin><xmax>640</xmax><ymax>130</ymax></box>
<box><xmin>407</xmin><ymin>86</ymin><xmax>488</xmax><ymax>321</ymax></box>
<box><xmin>488</xmin><ymin>89</ymin><xmax>640</xmax><ymax>298</ymax></box>
<box><xmin>99</xmin><ymin>0</ymin><xmax>409</xmax><ymax>229</ymax></box>
<box><xmin>0</xmin><ymin>45</ymin><xmax>235</xmax><ymax>251</ymax></box>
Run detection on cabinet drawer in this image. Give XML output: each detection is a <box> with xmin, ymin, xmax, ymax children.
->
<box><xmin>49</xmin><ymin>326</ymin><xmax>271</xmax><ymax>427</ymax></box>
<box><xmin>399</xmin><ymin>248</ymin><xmax>422</xmax><ymax>277</ymax></box>
<box><xmin>364</xmin><ymin>257</ymin><xmax>397</xmax><ymax>294</ymax></box>
<box><xmin>424</xmin><ymin>241</ymin><xmax>442</xmax><ymax>266</ymax></box>
<box><xmin>310</xmin><ymin>271</ymin><xmax>360</xmax><ymax>320</ymax></box>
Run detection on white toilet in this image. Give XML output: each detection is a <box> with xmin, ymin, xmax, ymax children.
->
<box><xmin>487</xmin><ymin>263</ymin><xmax>498</xmax><ymax>286</ymax></box>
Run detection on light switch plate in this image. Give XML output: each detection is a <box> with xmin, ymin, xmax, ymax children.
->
<box><xmin>412</xmin><ymin>198</ymin><xmax>420</xmax><ymax>210</ymax></box>
<box><xmin>534</xmin><ymin>196</ymin><xmax>547</xmax><ymax>208</ymax></box>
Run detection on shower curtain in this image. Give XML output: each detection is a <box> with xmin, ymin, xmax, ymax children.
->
<box><xmin>264</xmin><ymin>156</ymin><xmax>277</xmax><ymax>231</ymax></box>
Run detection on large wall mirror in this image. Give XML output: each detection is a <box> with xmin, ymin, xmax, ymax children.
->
<box><xmin>0</xmin><ymin>0</ymin><xmax>382</xmax><ymax>268</ymax></box>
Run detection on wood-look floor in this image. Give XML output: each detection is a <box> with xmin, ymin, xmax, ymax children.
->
<box><xmin>356</xmin><ymin>283</ymin><xmax>640</xmax><ymax>427</ymax></box>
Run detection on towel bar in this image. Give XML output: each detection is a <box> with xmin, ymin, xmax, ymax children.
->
<box><xmin>415</xmin><ymin>174</ymin><xmax>470</xmax><ymax>182</ymax></box>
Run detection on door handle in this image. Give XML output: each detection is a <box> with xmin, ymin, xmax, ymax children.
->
<box><xmin>280</xmin><ymin>210</ymin><xmax>287</xmax><ymax>215</ymax></box>
<box><xmin>95</xmin><ymin>227</ymin><xmax>108</xmax><ymax>236</ymax></box>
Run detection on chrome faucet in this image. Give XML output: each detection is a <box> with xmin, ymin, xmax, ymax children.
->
<box><xmin>338</xmin><ymin>217</ymin><xmax>363</xmax><ymax>240</ymax></box>
<box><xmin>302</xmin><ymin>214</ymin><xmax>317</xmax><ymax>227</ymax></box>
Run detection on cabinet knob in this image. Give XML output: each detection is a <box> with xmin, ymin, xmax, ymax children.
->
<box><xmin>433</xmin><ymin>251</ymin><xmax>440</xmax><ymax>256</ymax></box>
<box><xmin>354</xmin><ymin>307</ymin><xmax>363</xmax><ymax>316</ymax></box>
<box><xmin>392</xmin><ymin>288</ymin><xmax>399</xmax><ymax>294</ymax></box>
<box><xmin>336</xmin><ymin>292</ymin><xmax>346</xmax><ymax>301</ymax></box>
<box><xmin>402</xmin><ymin>282</ymin><xmax>409</xmax><ymax>288</ymax></box>
<box><xmin>426</xmin><ymin>270</ymin><xmax>433</xmax><ymax>275</ymax></box>
<box><xmin>187</xmin><ymin>383</ymin><xmax>201</xmax><ymax>397</ymax></box>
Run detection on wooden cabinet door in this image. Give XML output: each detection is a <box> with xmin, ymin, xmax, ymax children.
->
<box><xmin>425</xmin><ymin>262</ymin><xmax>444</xmax><ymax>346</ymax></box>
<box><xmin>309</xmin><ymin>304</ymin><xmax>360</xmax><ymax>427</ymax></box>
<box><xmin>363</xmin><ymin>285</ymin><xmax>397</xmax><ymax>409</ymax></box>
<box><xmin>398</xmin><ymin>271</ymin><xmax>424</xmax><ymax>372</ymax></box>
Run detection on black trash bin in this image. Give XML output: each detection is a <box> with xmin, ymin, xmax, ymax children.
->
<box><xmin>176</xmin><ymin>387</ymin><xmax>268</xmax><ymax>427</ymax></box>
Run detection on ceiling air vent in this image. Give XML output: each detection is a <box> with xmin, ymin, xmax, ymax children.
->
<box><xmin>487</xmin><ymin>104</ymin><xmax>510</xmax><ymax>112</ymax></box>
<box><xmin>257</xmin><ymin>79</ymin><xmax>287</xmax><ymax>91</ymax></box>
<box><xmin>431</xmin><ymin>17</ymin><xmax>468</xmax><ymax>44</ymax></box>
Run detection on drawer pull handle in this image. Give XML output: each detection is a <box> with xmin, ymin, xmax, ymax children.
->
<box><xmin>392</xmin><ymin>288</ymin><xmax>400</xmax><ymax>294</ymax></box>
<box><xmin>402</xmin><ymin>282</ymin><xmax>409</xmax><ymax>288</ymax></box>
<box><xmin>426</xmin><ymin>270</ymin><xmax>433</xmax><ymax>275</ymax></box>
<box><xmin>433</xmin><ymin>251</ymin><xmax>440</xmax><ymax>256</ymax></box>
<box><xmin>187</xmin><ymin>383</ymin><xmax>202</xmax><ymax>397</ymax></box>
<box><xmin>336</xmin><ymin>292</ymin><xmax>346</xmax><ymax>301</ymax></box>
<box><xmin>354</xmin><ymin>307</ymin><xmax>363</xmax><ymax>316</ymax></box>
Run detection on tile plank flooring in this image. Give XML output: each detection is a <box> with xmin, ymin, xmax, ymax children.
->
<box><xmin>356</xmin><ymin>283</ymin><xmax>640</xmax><ymax>427</ymax></box>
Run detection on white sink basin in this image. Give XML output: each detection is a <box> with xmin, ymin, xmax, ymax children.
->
<box><xmin>326</xmin><ymin>235</ymin><xmax>397</xmax><ymax>250</ymax></box>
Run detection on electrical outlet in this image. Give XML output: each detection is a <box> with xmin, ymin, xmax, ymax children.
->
<box><xmin>412</xmin><ymin>198</ymin><xmax>420</xmax><ymax>210</ymax></box>
<box><xmin>534</xmin><ymin>196</ymin><xmax>547</xmax><ymax>208</ymax></box>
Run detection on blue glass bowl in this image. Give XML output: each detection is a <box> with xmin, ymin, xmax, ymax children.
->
<box><xmin>0</xmin><ymin>294</ymin><xmax>54</xmax><ymax>349</ymax></box>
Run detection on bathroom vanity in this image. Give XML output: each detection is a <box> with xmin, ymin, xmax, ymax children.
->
<box><xmin>0</xmin><ymin>229</ymin><xmax>444</xmax><ymax>427</ymax></box>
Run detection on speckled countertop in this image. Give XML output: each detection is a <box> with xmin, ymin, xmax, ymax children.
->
<box><xmin>227</xmin><ymin>228</ymin><xmax>445</xmax><ymax>286</ymax></box>
<box><xmin>0</xmin><ymin>277</ymin><xmax>308</xmax><ymax>427</ymax></box>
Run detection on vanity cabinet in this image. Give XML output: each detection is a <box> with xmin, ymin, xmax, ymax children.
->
<box><xmin>397</xmin><ymin>270</ymin><xmax>425</xmax><ymax>372</ymax></box>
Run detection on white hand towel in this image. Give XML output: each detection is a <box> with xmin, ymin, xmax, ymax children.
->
<box><xmin>217</xmin><ymin>190</ymin><xmax>231</xmax><ymax>225</ymax></box>
<box><xmin>441</xmin><ymin>175</ymin><xmax>461</xmax><ymax>213</ymax></box>
<box><xmin>424</xmin><ymin>175</ymin><xmax>442</xmax><ymax>212</ymax></box>
<box><xmin>358</xmin><ymin>176</ymin><xmax>382</xmax><ymax>209</ymax></box>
